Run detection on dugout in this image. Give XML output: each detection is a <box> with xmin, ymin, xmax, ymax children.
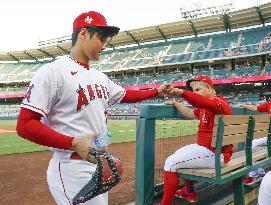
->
<box><xmin>135</xmin><ymin>105</ymin><xmax>271</xmax><ymax>205</ymax></box>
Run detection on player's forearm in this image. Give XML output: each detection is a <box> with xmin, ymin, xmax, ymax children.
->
<box><xmin>121</xmin><ymin>89</ymin><xmax>158</xmax><ymax>103</ymax></box>
<box><xmin>243</xmin><ymin>105</ymin><xmax>257</xmax><ymax>111</ymax></box>
<box><xmin>173</xmin><ymin>102</ymin><xmax>195</xmax><ymax>119</ymax></box>
<box><xmin>16</xmin><ymin>108</ymin><xmax>73</xmax><ymax>150</ymax></box>
<box><xmin>182</xmin><ymin>91</ymin><xmax>221</xmax><ymax>113</ymax></box>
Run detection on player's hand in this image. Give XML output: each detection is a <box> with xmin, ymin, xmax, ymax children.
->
<box><xmin>164</xmin><ymin>100</ymin><xmax>177</xmax><ymax>106</ymax></box>
<box><xmin>71</xmin><ymin>135</ymin><xmax>106</xmax><ymax>163</ymax></box>
<box><xmin>167</xmin><ymin>88</ymin><xmax>183</xmax><ymax>96</ymax></box>
<box><xmin>157</xmin><ymin>83</ymin><xmax>173</xmax><ymax>95</ymax></box>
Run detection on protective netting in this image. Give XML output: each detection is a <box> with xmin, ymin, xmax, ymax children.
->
<box><xmin>154</xmin><ymin>119</ymin><xmax>199</xmax><ymax>188</ymax></box>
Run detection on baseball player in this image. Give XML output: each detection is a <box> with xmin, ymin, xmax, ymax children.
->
<box><xmin>157</xmin><ymin>76</ymin><xmax>232</xmax><ymax>205</ymax></box>
<box><xmin>16</xmin><ymin>11</ymin><xmax>170</xmax><ymax>205</ymax></box>
<box><xmin>258</xmin><ymin>171</ymin><xmax>271</xmax><ymax>205</ymax></box>
<box><xmin>238</xmin><ymin>101</ymin><xmax>271</xmax><ymax>186</ymax></box>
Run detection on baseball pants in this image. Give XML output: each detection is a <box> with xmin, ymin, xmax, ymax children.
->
<box><xmin>47</xmin><ymin>152</ymin><xmax>108</xmax><ymax>205</ymax></box>
<box><xmin>252</xmin><ymin>137</ymin><xmax>267</xmax><ymax>149</ymax></box>
<box><xmin>258</xmin><ymin>171</ymin><xmax>271</xmax><ymax>205</ymax></box>
<box><xmin>164</xmin><ymin>144</ymin><xmax>225</xmax><ymax>172</ymax></box>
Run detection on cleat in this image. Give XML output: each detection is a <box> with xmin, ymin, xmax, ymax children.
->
<box><xmin>175</xmin><ymin>187</ymin><xmax>198</xmax><ymax>203</ymax></box>
<box><xmin>243</xmin><ymin>175</ymin><xmax>264</xmax><ymax>186</ymax></box>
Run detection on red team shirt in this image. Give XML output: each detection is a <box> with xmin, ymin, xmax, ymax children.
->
<box><xmin>257</xmin><ymin>101</ymin><xmax>271</xmax><ymax>114</ymax></box>
<box><xmin>182</xmin><ymin>91</ymin><xmax>233</xmax><ymax>163</ymax></box>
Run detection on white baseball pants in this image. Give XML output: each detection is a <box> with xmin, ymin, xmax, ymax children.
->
<box><xmin>47</xmin><ymin>152</ymin><xmax>108</xmax><ymax>205</ymax></box>
<box><xmin>258</xmin><ymin>171</ymin><xmax>271</xmax><ymax>205</ymax></box>
<box><xmin>164</xmin><ymin>144</ymin><xmax>225</xmax><ymax>172</ymax></box>
<box><xmin>252</xmin><ymin>137</ymin><xmax>267</xmax><ymax>149</ymax></box>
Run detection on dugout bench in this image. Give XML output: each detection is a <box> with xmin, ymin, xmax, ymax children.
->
<box><xmin>135</xmin><ymin>105</ymin><xmax>271</xmax><ymax>205</ymax></box>
<box><xmin>177</xmin><ymin>114</ymin><xmax>271</xmax><ymax>205</ymax></box>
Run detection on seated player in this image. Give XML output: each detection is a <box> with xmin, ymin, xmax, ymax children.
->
<box><xmin>238</xmin><ymin>101</ymin><xmax>271</xmax><ymax>186</ymax></box>
<box><xmin>158</xmin><ymin>76</ymin><xmax>233</xmax><ymax>205</ymax></box>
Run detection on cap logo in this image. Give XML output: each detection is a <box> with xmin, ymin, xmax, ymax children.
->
<box><xmin>85</xmin><ymin>16</ymin><xmax>93</xmax><ymax>24</ymax></box>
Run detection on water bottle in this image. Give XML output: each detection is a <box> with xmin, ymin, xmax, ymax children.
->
<box><xmin>92</xmin><ymin>131</ymin><xmax>112</xmax><ymax>149</ymax></box>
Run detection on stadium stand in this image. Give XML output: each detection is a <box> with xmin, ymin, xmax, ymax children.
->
<box><xmin>89</xmin><ymin>26</ymin><xmax>271</xmax><ymax>70</ymax></box>
<box><xmin>0</xmin><ymin>26</ymin><xmax>270</xmax><ymax>85</ymax></box>
<box><xmin>0</xmin><ymin>104</ymin><xmax>20</xmax><ymax>118</ymax></box>
<box><xmin>167</xmin><ymin>41</ymin><xmax>188</xmax><ymax>55</ymax></box>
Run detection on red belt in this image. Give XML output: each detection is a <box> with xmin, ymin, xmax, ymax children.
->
<box><xmin>70</xmin><ymin>152</ymin><xmax>83</xmax><ymax>160</ymax></box>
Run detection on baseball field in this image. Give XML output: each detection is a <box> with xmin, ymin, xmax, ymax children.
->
<box><xmin>0</xmin><ymin>119</ymin><xmax>137</xmax><ymax>155</ymax></box>
<box><xmin>0</xmin><ymin>119</ymin><xmax>198</xmax><ymax>205</ymax></box>
<box><xmin>0</xmin><ymin>119</ymin><xmax>198</xmax><ymax>155</ymax></box>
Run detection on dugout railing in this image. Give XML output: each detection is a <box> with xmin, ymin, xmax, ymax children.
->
<box><xmin>135</xmin><ymin>105</ymin><xmax>266</xmax><ymax>205</ymax></box>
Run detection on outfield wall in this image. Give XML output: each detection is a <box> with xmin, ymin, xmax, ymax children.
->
<box><xmin>0</xmin><ymin>117</ymin><xmax>17</xmax><ymax>120</ymax></box>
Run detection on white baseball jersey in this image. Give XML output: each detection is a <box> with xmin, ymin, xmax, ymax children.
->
<box><xmin>258</xmin><ymin>171</ymin><xmax>271</xmax><ymax>205</ymax></box>
<box><xmin>21</xmin><ymin>56</ymin><xmax>125</xmax><ymax>205</ymax></box>
<box><xmin>21</xmin><ymin>55</ymin><xmax>125</xmax><ymax>148</ymax></box>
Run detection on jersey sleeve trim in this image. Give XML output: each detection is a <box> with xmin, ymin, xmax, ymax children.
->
<box><xmin>21</xmin><ymin>103</ymin><xmax>47</xmax><ymax>117</ymax></box>
<box><xmin>110</xmin><ymin>89</ymin><xmax>126</xmax><ymax>106</ymax></box>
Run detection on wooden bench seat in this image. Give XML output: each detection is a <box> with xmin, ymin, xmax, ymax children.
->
<box><xmin>178</xmin><ymin>147</ymin><xmax>268</xmax><ymax>178</ymax></box>
<box><xmin>176</xmin><ymin>114</ymin><xmax>271</xmax><ymax>205</ymax></box>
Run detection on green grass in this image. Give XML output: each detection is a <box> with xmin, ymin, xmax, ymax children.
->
<box><xmin>156</xmin><ymin>120</ymin><xmax>198</xmax><ymax>138</ymax></box>
<box><xmin>0</xmin><ymin>133</ymin><xmax>48</xmax><ymax>155</ymax></box>
<box><xmin>0</xmin><ymin>120</ymin><xmax>138</xmax><ymax>155</ymax></box>
<box><xmin>109</xmin><ymin>120</ymin><xmax>137</xmax><ymax>143</ymax></box>
<box><xmin>0</xmin><ymin>119</ymin><xmax>198</xmax><ymax>155</ymax></box>
<box><xmin>0</xmin><ymin>120</ymin><xmax>17</xmax><ymax>127</ymax></box>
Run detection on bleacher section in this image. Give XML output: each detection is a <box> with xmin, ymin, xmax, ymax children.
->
<box><xmin>232</xmin><ymin>66</ymin><xmax>262</xmax><ymax>77</ymax></box>
<box><xmin>212</xmin><ymin>68</ymin><xmax>231</xmax><ymax>79</ymax></box>
<box><xmin>0</xmin><ymin>87</ymin><xmax>27</xmax><ymax>95</ymax></box>
<box><xmin>0</xmin><ymin>63</ymin><xmax>44</xmax><ymax>83</ymax></box>
<box><xmin>212</xmin><ymin>32</ymin><xmax>238</xmax><ymax>49</ymax></box>
<box><xmin>167</xmin><ymin>42</ymin><xmax>188</xmax><ymax>55</ymax></box>
<box><xmin>89</xmin><ymin>26</ymin><xmax>271</xmax><ymax>71</ymax></box>
<box><xmin>240</xmin><ymin>28</ymin><xmax>271</xmax><ymax>46</ymax></box>
<box><xmin>0</xmin><ymin>104</ymin><xmax>20</xmax><ymax>118</ymax></box>
<box><xmin>0</xmin><ymin>90</ymin><xmax>265</xmax><ymax>118</ymax></box>
<box><xmin>0</xmin><ymin>62</ymin><xmax>269</xmax><ymax>91</ymax></box>
<box><xmin>265</xmin><ymin>64</ymin><xmax>271</xmax><ymax>74</ymax></box>
<box><xmin>0</xmin><ymin>27</ymin><xmax>270</xmax><ymax>83</ymax></box>
<box><xmin>109</xmin><ymin>64</ymin><xmax>269</xmax><ymax>86</ymax></box>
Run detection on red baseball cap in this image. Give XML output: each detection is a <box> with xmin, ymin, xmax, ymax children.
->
<box><xmin>73</xmin><ymin>11</ymin><xmax>120</xmax><ymax>37</ymax></box>
<box><xmin>186</xmin><ymin>75</ymin><xmax>213</xmax><ymax>91</ymax></box>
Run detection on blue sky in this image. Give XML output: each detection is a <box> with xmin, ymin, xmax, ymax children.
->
<box><xmin>0</xmin><ymin>0</ymin><xmax>270</xmax><ymax>52</ymax></box>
